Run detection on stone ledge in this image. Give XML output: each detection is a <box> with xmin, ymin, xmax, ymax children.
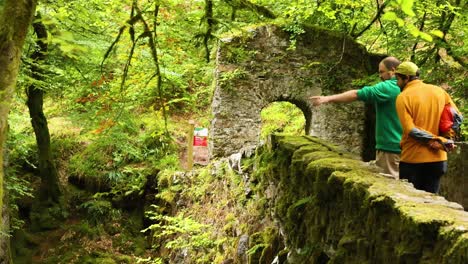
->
<box><xmin>260</xmin><ymin>135</ymin><xmax>467</xmax><ymax>263</ymax></box>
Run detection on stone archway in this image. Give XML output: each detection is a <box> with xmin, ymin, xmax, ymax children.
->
<box><xmin>260</xmin><ymin>100</ymin><xmax>308</xmax><ymax>138</ymax></box>
<box><xmin>210</xmin><ymin>24</ymin><xmax>384</xmax><ymax>158</ymax></box>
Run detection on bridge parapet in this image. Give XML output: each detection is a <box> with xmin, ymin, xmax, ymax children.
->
<box><xmin>258</xmin><ymin>135</ymin><xmax>468</xmax><ymax>263</ymax></box>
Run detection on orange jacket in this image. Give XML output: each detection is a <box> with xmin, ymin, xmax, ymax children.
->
<box><xmin>396</xmin><ymin>80</ymin><xmax>458</xmax><ymax>163</ymax></box>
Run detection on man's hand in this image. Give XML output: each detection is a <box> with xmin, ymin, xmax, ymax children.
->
<box><xmin>443</xmin><ymin>141</ymin><xmax>456</xmax><ymax>152</ymax></box>
<box><xmin>310</xmin><ymin>90</ymin><xmax>358</xmax><ymax>105</ymax></box>
<box><xmin>428</xmin><ymin>139</ymin><xmax>456</xmax><ymax>152</ymax></box>
<box><xmin>310</xmin><ymin>96</ymin><xmax>328</xmax><ymax>106</ymax></box>
<box><xmin>428</xmin><ymin>139</ymin><xmax>444</xmax><ymax>150</ymax></box>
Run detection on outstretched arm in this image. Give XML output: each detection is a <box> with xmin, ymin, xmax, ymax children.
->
<box><xmin>310</xmin><ymin>90</ymin><xmax>358</xmax><ymax>106</ymax></box>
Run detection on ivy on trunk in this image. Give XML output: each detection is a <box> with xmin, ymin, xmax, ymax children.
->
<box><xmin>0</xmin><ymin>1</ymin><xmax>38</xmax><ymax>262</ymax></box>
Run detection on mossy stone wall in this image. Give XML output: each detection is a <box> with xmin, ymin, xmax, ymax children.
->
<box><xmin>257</xmin><ymin>135</ymin><xmax>468</xmax><ymax>263</ymax></box>
<box><xmin>210</xmin><ymin>23</ymin><xmax>384</xmax><ymax>159</ymax></box>
<box><xmin>441</xmin><ymin>145</ymin><xmax>468</xmax><ymax>209</ymax></box>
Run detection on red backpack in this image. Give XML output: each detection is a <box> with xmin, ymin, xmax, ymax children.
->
<box><xmin>439</xmin><ymin>104</ymin><xmax>463</xmax><ymax>139</ymax></box>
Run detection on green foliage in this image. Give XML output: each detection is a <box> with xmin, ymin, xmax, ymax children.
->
<box><xmin>68</xmin><ymin>111</ymin><xmax>179</xmax><ymax>190</ymax></box>
<box><xmin>261</xmin><ymin>101</ymin><xmax>305</xmax><ymax>139</ymax></box>
<box><xmin>140</xmin><ymin>156</ymin><xmax>276</xmax><ymax>261</ymax></box>
<box><xmin>136</xmin><ymin>257</ymin><xmax>164</xmax><ymax>264</ymax></box>
<box><xmin>5</xmin><ymin>105</ymin><xmax>36</xmax><ymax>234</ymax></box>
<box><xmin>3</xmin><ymin>173</ymin><xmax>34</xmax><ymax>233</ymax></box>
<box><xmin>50</xmin><ymin>133</ymin><xmax>84</xmax><ymax>160</ymax></box>
<box><xmin>220</xmin><ymin>68</ymin><xmax>248</xmax><ymax>81</ymax></box>
<box><xmin>30</xmin><ymin>201</ymin><xmax>69</xmax><ymax>231</ymax></box>
<box><xmin>6</xmin><ymin>104</ymin><xmax>38</xmax><ymax>169</ymax></box>
<box><xmin>246</xmin><ymin>227</ymin><xmax>281</xmax><ymax>263</ymax></box>
<box><xmin>421</xmin><ymin>64</ymin><xmax>467</xmax><ymax>139</ymax></box>
<box><xmin>382</xmin><ymin>1</ymin><xmax>442</xmax><ymax>42</ymax></box>
<box><xmin>224</xmin><ymin>46</ymin><xmax>257</xmax><ymax>64</ymax></box>
<box><xmin>143</xmin><ymin>206</ymin><xmax>217</xmax><ymax>261</ymax></box>
<box><xmin>283</xmin><ymin>21</ymin><xmax>306</xmax><ymax>50</ymax></box>
<box><xmin>351</xmin><ymin>74</ymin><xmax>381</xmax><ymax>87</ymax></box>
<box><xmin>4</xmin><ymin>0</ymin><xmax>467</xmax><ymax>260</ymax></box>
<box><xmin>79</xmin><ymin>198</ymin><xmax>120</xmax><ymax>225</ymax></box>
<box><xmin>218</xmin><ymin>68</ymin><xmax>248</xmax><ymax>93</ymax></box>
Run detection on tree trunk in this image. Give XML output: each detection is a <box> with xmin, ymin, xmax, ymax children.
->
<box><xmin>0</xmin><ymin>1</ymin><xmax>38</xmax><ymax>262</ymax></box>
<box><xmin>27</xmin><ymin>15</ymin><xmax>61</xmax><ymax>202</ymax></box>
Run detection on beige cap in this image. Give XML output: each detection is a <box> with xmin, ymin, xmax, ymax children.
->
<box><xmin>395</xmin><ymin>61</ymin><xmax>419</xmax><ymax>76</ymax></box>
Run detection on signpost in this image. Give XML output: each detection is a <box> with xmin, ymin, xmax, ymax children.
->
<box><xmin>187</xmin><ymin>120</ymin><xmax>195</xmax><ymax>171</ymax></box>
<box><xmin>187</xmin><ymin>121</ymin><xmax>209</xmax><ymax>171</ymax></box>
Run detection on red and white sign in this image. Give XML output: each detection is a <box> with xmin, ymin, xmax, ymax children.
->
<box><xmin>193</xmin><ymin>128</ymin><xmax>208</xmax><ymax>147</ymax></box>
<box><xmin>194</xmin><ymin>136</ymin><xmax>208</xmax><ymax>146</ymax></box>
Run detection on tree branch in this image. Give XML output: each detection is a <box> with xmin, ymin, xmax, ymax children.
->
<box><xmin>223</xmin><ymin>0</ymin><xmax>276</xmax><ymax>19</ymax></box>
<box><xmin>204</xmin><ymin>0</ymin><xmax>214</xmax><ymax>63</ymax></box>
<box><xmin>100</xmin><ymin>11</ymin><xmax>142</xmax><ymax>71</ymax></box>
<box><xmin>434</xmin><ymin>0</ymin><xmax>462</xmax><ymax>64</ymax></box>
<box><xmin>411</xmin><ymin>11</ymin><xmax>427</xmax><ymax>61</ymax></box>
<box><xmin>134</xmin><ymin>3</ymin><xmax>169</xmax><ymax>135</ymax></box>
<box><xmin>351</xmin><ymin>1</ymin><xmax>387</xmax><ymax>39</ymax></box>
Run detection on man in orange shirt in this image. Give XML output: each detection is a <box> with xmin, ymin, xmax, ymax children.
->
<box><xmin>395</xmin><ymin>62</ymin><xmax>461</xmax><ymax>193</ymax></box>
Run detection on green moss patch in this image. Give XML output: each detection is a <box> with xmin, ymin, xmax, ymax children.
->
<box><xmin>256</xmin><ymin>135</ymin><xmax>468</xmax><ymax>262</ymax></box>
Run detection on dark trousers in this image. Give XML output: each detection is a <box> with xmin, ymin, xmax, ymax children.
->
<box><xmin>399</xmin><ymin>161</ymin><xmax>447</xmax><ymax>194</ymax></box>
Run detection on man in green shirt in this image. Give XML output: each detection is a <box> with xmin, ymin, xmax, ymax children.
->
<box><xmin>310</xmin><ymin>57</ymin><xmax>402</xmax><ymax>179</ymax></box>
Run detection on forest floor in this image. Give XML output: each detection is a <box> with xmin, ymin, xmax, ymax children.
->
<box><xmin>21</xmin><ymin>184</ymin><xmax>153</xmax><ymax>263</ymax></box>
<box><xmin>11</xmin><ymin>115</ymin><xmax>154</xmax><ymax>263</ymax></box>
<box><xmin>12</xmin><ymin>108</ymin><xmax>262</xmax><ymax>263</ymax></box>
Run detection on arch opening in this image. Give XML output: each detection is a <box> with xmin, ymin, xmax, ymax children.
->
<box><xmin>260</xmin><ymin>101</ymin><xmax>307</xmax><ymax>140</ymax></box>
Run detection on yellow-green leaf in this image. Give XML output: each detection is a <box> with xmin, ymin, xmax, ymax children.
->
<box><xmin>59</xmin><ymin>31</ymin><xmax>75</xmax><ymax>41</ymax></box>
<box><xmin>396</xmin><ymin>18</ymin><xmax>405</xmax><ymax>27</ymax></box>
<box><xmin>400</xmin><ymin>0</ymin><xmax>416</xmax><ymax>16</ymax></box>
<box><xmin>419</xmin><ymin>32</ymin><xmax>433</xmax><ymax>42</ymax></box>
<box><xmin>409</xmin><ymin>27</ymin><xmax>419</xmax><ymax>37</ymax></box>
<box><xmin>430</xmin><ymin>30</ymin><xmax>444</xmax><ymax>38</ymax></box>
<box><xmin>382</xmin><ymin>11</ymin><xmax>398</xmax><ymax>21</ymax></box>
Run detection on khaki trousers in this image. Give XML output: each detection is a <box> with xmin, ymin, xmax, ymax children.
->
<box><xmin>375</xmin><ymin>150</ymin><xmax>400</xmax><ymax>180</ymax></box>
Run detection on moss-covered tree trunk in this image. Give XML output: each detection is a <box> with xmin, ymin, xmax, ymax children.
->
<box><xmin>0</xmin><ymin>0</ymin><xmax>38</xmax><ymax>262</ymax></box>
<box><xmin>26</xmin><ymin>15</ymin><xmax>61</xmax><ymax>202</ymax></box>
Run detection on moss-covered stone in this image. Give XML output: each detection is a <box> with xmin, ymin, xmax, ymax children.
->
<box><xmin>256</xmin><ymin>135</ymin><xmax>468</xmax><ymax>263</ymax></box>
<box><xmin>247</xmin><ymin>227</ymin><xmax>282</xmax><ymax>264</ymax></box>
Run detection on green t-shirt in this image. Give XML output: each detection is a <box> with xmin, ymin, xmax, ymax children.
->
<box><xmin>357</xmin><ymin>78</ymin><xmax>402</xmax><ymax>153</ymax></box>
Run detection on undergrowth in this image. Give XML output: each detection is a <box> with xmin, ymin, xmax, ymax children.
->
<box><xmin>142</xmin><ymin>155</ymin><xmax>280</xmax><ymax>263</ymax></box>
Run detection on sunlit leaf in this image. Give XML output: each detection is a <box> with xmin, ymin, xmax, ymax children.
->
<box><xmin>396</xmin><ymin>18</ymin><xmax>405</xmax><ymax>27</ymax></box>
<box><xmin>430</xmin><ymin>29</ymin><xmax>444</xmax><ymax>38</ymax></box>
<box><xmin>382</xmin><ymin>12</ymin><xmax>399</xmax><ymax>21</ymax></box>
<box><xmin>400</xmin><ymin>0</ymin><xmax>415</xmax><ymax>16</ymax></box>
<box><xmin>408</xmin><ymin>27</ymin><xmax>419</xmax><ymax>37</ymax></box>
<box><xmin>419</xmin><ymin>32</ymin><xmax>433</xmax><ymax>42</ymax></box>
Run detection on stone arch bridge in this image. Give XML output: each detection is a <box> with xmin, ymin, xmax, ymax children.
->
<box><xmin>209</xmin><ymin>24</ymin><xmax>384</xmax><ymax>159</ymax></box>
<box><xmin>208</xmin><ymin>22</ymin><xmax>467</xmax><ymax>217</ymax></box>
